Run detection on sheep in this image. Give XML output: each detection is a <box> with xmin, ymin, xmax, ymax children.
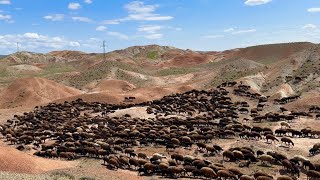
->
<box><xmin>254</xmin><ymin>171</ymin><xmax>273</xmax><ymax>179</ymax></box>
<box><xmin>259</xmin><ymin>155</ymin><xmax>274</xmax><ymax>166</ymax></box>
<box><xmin>223</xmin><ymin>150</ymin><xmax>236</xmax><ymax>161</ymax></box>
<box><xmin>200</xmin><ymin>167</ymin><xmax>217</xmax><ymax>179</ymax></box>
<box><xmin>167</xmin><ymin>166</ymin><xmax>185</xmax><ymax>178</ymax></box>
<box><xmin>228</xmin><ymin>168</ymin><xmax>244</xmax><ymax>178</ymax></box>
<box><xmin>183</xmin><ymin>165</ymin><xmax>196</xmax><ymax>176</ymax></box>
<box><xmin>281</xmin><ymin>159</ymin><xmax>293</xmax><ymax>171</ymax></box>
<box><xmin>206</xmin><ymin>146</ymin><xmax>217</xmax><ymax>154</ymax></box>
<box><xmin>266</xmin><ymin>134</ymin><xmax>279</xmax><ymax>143</ymax></box>
<box><xmin>306</xmin><ymin>170</ymin><xmax>320</xmax><ymax>179</ymax></box>
<box><xmin>281</xmin><ymin>137</ymin><xmax>294</xmax><ymax>147</ymax></box>
<box><xmin>292</xmin><ymin>155</ymin><xmax>309</xmax><ymax>163</ymax></box>
<box><xmin>280</xmin><ymin>122</ymin><xmax>290</xmax><ymax>129</ymax></box>
<box><xmin>257</xmin><ymin>176</ymin><xmax>274</xmax><ymax>180</ymax></box>
<box><xmin>137</xmin><ymin>152</ymin><xmax>147</xmax><ymax>159</ymax></box>
<box><xmin>129</xmin><ymin>158</ymin><xmax>140</xmax><ymax>170</ymax></box>
<box><xmin>233</xmin><ymin>150</ymin><xmax>244</xmax><ymax>161</ymax></box>
<box><xmin>240</xmin><ymin>175</ymin><xmax>255</xmax><ymax>180</ymax></box>
<box><xmin>143</xmin><ymin>163</ymin><xmax>158</xmax><ymax>174</ymax></box>
<box><xmin>171</xmin><ymin>153</ymin><xmax>184</xmax><ymax>163</ymax></box>
<box><xmin>217</xmin><ymin>169</ymin><xmax>237</xmax><ymax>179</ymax></box>
<box><xmin>108</xmin><ymin>158</ymin><xmax>120</xmax><ymax>169</ymax></box>
<box><xmin>277</xmin><ymin>176</ymin><xmax>294</xmax><ymax>180</ymax></box>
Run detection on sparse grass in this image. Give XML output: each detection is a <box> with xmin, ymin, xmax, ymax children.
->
<box><xmin>68</xmin><ymin>61</ymin><xmax>147</xmax><ymax>88</ymax></box>
<box><xmin>153</xmin><ymin>67</ymin><xmax>197</xmax><ymax>76</ymax></box>
<box><xmin>51</xmin><ymin>171</ymin><xmax>75</xmax><ymax>180</ymax></box>
<box><xmin>79</xmin><ymin>177</ymin><xmax>95</xmax><ymax>180</ymax></box>
<box><xmin>42</xmin><ymin>63</ymin><xmax>76</xmax><ymax>75</ymax></box>
<box><xmin>147</xmin><ymin>51</ymin><xmax>158</xmax><ymax>60</ymax></box>
<box><xmin>115</xmin><ymin>69</ymin><xmax>148</xmax><ymax>87</ymax></box>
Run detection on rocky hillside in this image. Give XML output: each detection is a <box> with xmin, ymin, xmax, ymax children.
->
<box><xmin>0</xmin><ymin>42</ymin><xmax>319</xmax><ymax>109</ymax></box>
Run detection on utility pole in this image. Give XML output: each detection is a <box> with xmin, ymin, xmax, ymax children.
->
<box><xmin>102</xmin><ymin>40</ymin><xmax>106</xmax><ymax>61</ymax></box>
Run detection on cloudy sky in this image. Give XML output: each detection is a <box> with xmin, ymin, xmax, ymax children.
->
<box><xmin>0</xmin><ymin>0</ymin><xmax>320</xmax><ymax>54</ymax></box>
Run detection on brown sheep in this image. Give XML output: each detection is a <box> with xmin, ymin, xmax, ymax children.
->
<box><xmin>266</xmin><ymin>134</ymin><xmax>279</xmax><ymax>143</ymax></box>
<box><xmin>228</xmin><ymin>168</ymin><xmax>244</xmax><ymax>178</ymax></box>
<box><xmin>143</xmin><ymin>163</ymin><xmax>158</xmax><ymax>173</ymax></box>
<box><xmin>167</xmin><ymin>166</ymin><xmax>185</xmax><ymax>178</ymax></box>
<box><xmin>254</xmin><ymin>171</ymin><xmax>273</xmax><ymax>179</ymax></box>
<box><xmin>129</xmin><ymin>158</ymin><xmax>140</xmax><ymax>169</ymax></box>
<box><xmin>217</xmin><ymin>169</ymin><xmax>237</xmax><ymax>179</ymax></box>
<box><xmin>277</xmin><ymin>175</ymin><xmax>293</xmax><ymax>180</ymax></box>
<box><xmin>206</xmin><ymin>146</ymin><xmax>217</xmax><ymax>154</ymax></box>
<box><xmin>259</xmin><ymin>155</ymin><xmax>274</xmax><ymax>166</ymax></box>
<box><xmin>280</xmin><ymin>122</ymin><xmax>290</xmax><ymax>129</ymax></box>
<box><xmin>240</xmin><ymin>175</ymin><xmax>255</xmax><ymax>180</ymax></box>
<box><xmin>223</xmin><ymin>150</ymin><xmax>236</xmax><ymax>161</ymax></box>
<box><xmin>200</xmin><ymin>167</ymin><xmax>217</xmax><ymax>179</ymax></box>
<box><xmin>281</xmin><ymin>159</ymin><xmax>293</xmax><ymax>171</ymax></box>
<box><xmin>119</xmin><ymin>156</ymin><xmax>130</xmax><ymax>167</ymax></box>
<box><xmin>233</xmin><ymin>150</ymin><xmax>244</xmax><ymax>161</ymax></box>
<box><xmin>158</xmin><ymin>163</ymin><xmax>169</xmax><ymax>171</ymax></box>
<box><xmin>137</xmin><ymin>152</ymin><xmax>147</xmax><ymax>159</ymax></box>
<box><xmin>109</xmin><ymin>158</ymin><xmax>120</xmax><ymax>169</ymax></box>
<box><xmin>306</xmin><ymin>170</ymin><xmax>320</xmax><ymax>179</ymax></box>
<box><xmin>281</xmin><ymin>137</ymin><xmax>294</xmax><ymax>147</ymax></box>
<box><xmin>257</xmin><ymin>176</ymin><xmax>274</xmax><ymax>180</ymax></box>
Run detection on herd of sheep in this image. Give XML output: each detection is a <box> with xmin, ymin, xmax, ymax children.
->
<box><xmin>0</xmin><ymin>81</ymin><xmax>320</xmax><ymax>179</ymax></box>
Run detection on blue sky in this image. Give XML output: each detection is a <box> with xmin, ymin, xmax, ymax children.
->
<box><xmin>0</xmin><ymin>0</ymin><xmax>320</xmax><ymax>54</ymax></box>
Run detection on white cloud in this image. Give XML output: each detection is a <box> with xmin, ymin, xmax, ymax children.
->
<box><xmin>244</xmin><ymin>0</ymin><xmax>272</xmax><ymax>6</ymax></box>
<box><xmin>68</xmin><ymin>3</ymin><xmax>81</xmax><ymax>10</ymax></box>
<box><xmin>232</xmin><ymin>29</ymin><xmax>256</xmax><ymax>34</ymax></box>
<box><xmin>69</xmin><ymin>41</ymin><xmax>81</xmax><ymax>47</ymax></box>
<box><xmin>0</xmin><ymin>0</ymin><xmax>10</xmax><ymax>5</ymax></box>
<box><xmin>107</xmin><ymin>31</ymin><xmax>129</xmax><ymax>40</ymax></box>
<box><xmin>96</xmin><ymin>25</ymin><xmax>107</xmax><ymax>31</ymax></box>
<box><xmin>84</xmin><ymin>0</ymin><xmax>92</xmax><ymax>4</ymax></box>
<box><xmin>23</xmin><ymin>33</ymin><xmax>41</xmax><ymax>39</ymax></box>
<box><xmin>202</xmin><ymin>35</ymin><xmax>224</xmax><ymax>39</ymax></box>
<box><xmin>101</xmin><ymin>19</ymin><xmax>120</xmax><ymax>25</ymax></box>
<box><xmin>0</xmin><ymin>14</ymin><xmax>12</xmax><ymax>22</ymax></box>
<box><xmin>138</xmin><ymin>25</ymin><xmax>162</xmax><ymax>33</ymax></box>
<box><xmin>302</xmin><ymin>24</ymin><xmax>317</xmax><ymax>29</ymax></box>
<box><xmin>307</xmin><ymin>8</ymin><xmax>320</xmax><ymax>13</ymax></box>
<box><xmin>43</xmin><ymin>14</ymin><xmax>64</xmax><ymax>21</ymax></box>
<box><xmin>144</xmin><ymin>33</ymin><xmax>163</xmax><ymax>39</ymax></box>
<box><xmin>0</xmin><ymin>33</ymin><xmax>82</xmax><ymax>53</ymax></box>
<box><xmin>224</xmin><ymin>28</ymin><xmax>235</xmax><ymax>32</ymax></box>
<box><xmin>72</xmin><ymin>16</ymin><xmax>94</xmax><ymax>23</ymax></box>
<box><xmin>101</xmin><ymin>1</ymin><xmax>173</xmax><ymax>25</ymax></box>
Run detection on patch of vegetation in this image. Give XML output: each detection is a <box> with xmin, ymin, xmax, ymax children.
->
<box><xmin>41</xmin><ymin>63</ymin><xmax>76</xmax><ymax>76</ymax></box>
<box><xmin>206</xmin><ymin>66</ymin><xmax>263</xmax><ymax>89</ymax></box>
<box><xmin>79</xmin><ymin>177</ymin><xmax>95</xmax><ymax>180</ymax></box>
<box><xmin>147</xmin><ymin>51</ymin><xmax>159</xmax><ymax>60</ymax></box>
<box><xmin>51</xmin><ymin>171</ymin><xmax>75</xmax><ymax>180</ymax></box>
<box><xmin>115</xmin><ymin>69</ymin><xmax>148</xmax><ymax>87</ymax></box>
<box><xmin>0</xmin><ymin>66</ymin><xmax>9</xmax><ymax>78</ymax></box>
<box><xmin>258</xmin><ymin>58</ymin><xmax>278</xmax><ymax>65</ymax></box>
<box><xmin>153</xmin><ymin>67</ymin><xmax>197</xmax><ymax>76</ymax></box>
<box><xmin>68</xmin><ymin>61</ymin><xmax>147</xmax><ymax>88</ymax></box>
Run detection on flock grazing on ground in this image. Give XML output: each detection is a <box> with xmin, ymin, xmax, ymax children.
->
<box><xmin>0</xmin><ymin>81</ymin><xmax>320</xmax><ymax>179</ymax></box>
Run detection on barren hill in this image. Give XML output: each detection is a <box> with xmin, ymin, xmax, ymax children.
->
<box><xmin>0</xmin><ymin>42</ymin><xmax>319</xmax><ymax>109</ymax></box>
<box><xmin>0</xmin><ymin>77</ymin><xmax>82</xmax><ymax>108</ymax></box>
